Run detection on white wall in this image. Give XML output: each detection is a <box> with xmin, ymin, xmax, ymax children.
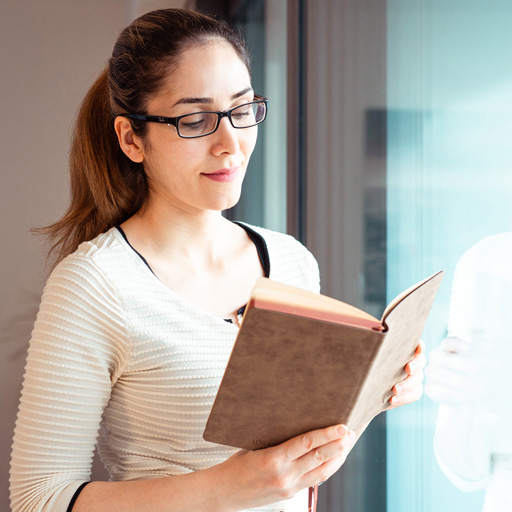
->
<box><xmin>0</xmin><ymin>1</ymin><xmax>193</xmax><ymax>509</ymax></box>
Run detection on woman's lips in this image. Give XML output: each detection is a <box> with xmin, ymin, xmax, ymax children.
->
<box><xmin>201</xmin><ymin>166</ymin><xmax>241</xmax><ymax>183</ymax></box>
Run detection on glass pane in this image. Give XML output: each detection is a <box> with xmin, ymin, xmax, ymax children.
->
<box><xmin>223</xmin><ymin>1</ymin><xmax>512</xmax><ymax>510</ymax></box>
<box><xmin>228</xmin><ymin>0</ymin><xmax>287</xmax><ymax>232</ymax></box>
<box><xmin>387</xmin><ymin>1</ymin><xmax>512</xmax><ymax>511</ymax></box>
<box><xmin>303</xmin><ymin>2</ymin><xmax>389</xmax><ymax>510</ymax></box>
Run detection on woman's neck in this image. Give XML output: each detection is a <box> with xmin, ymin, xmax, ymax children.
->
<box><xmin>120</xmin><ymin>203</ymin><xmax>238</xmax><ymax>268</ymax></box>
<box><xmin>119</xmin><ymin>201</ymin><xmax>263</xmax><ymax>320</ymax></box>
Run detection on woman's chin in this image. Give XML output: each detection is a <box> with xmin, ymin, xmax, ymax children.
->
<box><xmin>208</xmin><ymin>188</ymin><xmax>244</xmax><ymax>213</ymax></box>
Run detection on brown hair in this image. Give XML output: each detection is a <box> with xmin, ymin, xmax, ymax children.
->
<box><xmin>38</xmin><ymin>9</ymin><xmax>250</xmax><ymax>267</ymax></box>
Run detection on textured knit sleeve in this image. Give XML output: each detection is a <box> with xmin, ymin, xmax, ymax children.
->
<box><xmin>10</xmin><ymin>254</ymin><xmax>130</xmax><ymax>512</ymax></box>
<box><xmin>305</xmin><ymin>247</ymin><xmax>321</xmax><ymax>294</ymax></box>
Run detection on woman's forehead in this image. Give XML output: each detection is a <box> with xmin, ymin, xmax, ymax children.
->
<box><xmin>157</xmin><ymin>41</ymin><xmax>251</xmax><ymax>102</ymax></box>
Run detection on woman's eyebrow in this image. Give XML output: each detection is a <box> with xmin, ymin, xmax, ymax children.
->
<box><xmin>172</xmin><ymin>87</ymin><xmax>253</xmax><ymax>107</ymax></box>
<box><xmin>231</xmin><ymin>87</ymin><xmax>253</xmax><ymax>100</ymax></box>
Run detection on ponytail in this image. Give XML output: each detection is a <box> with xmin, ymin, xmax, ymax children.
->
<box><xmin>37</xmin><ymin>68</ymin><xmax>148</xmax><ymax>267</ymax></box>
<box><xmin>37</xmin><ymin>8</ymin><xmax>250</xmax><ymax>269</ymax></box>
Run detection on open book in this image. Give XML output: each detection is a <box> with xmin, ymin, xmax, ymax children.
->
<box><xmin>203</xmin><ymin>271</ymin><xmax>443</xmax><ymax>450</ymax></box>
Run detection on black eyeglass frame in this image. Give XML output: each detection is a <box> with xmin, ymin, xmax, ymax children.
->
<box><xmin>125</xmin><ymin>94</ymin><xmax>268</xmax><ymax>139</ymax></box>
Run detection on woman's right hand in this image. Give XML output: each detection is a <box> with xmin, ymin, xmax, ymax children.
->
<box><xmin>211</xmin><ymin>424</ymin><xmax>356</xmax><ymax>511</ymax></box>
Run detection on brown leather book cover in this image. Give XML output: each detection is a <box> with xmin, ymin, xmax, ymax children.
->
<box><xmin>203</xmin><ymin>271</ymin><xmax>443</xmax><ymax>450</ymax></box>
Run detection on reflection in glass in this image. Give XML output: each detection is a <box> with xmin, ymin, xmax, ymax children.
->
<box><xmin>387</xmin><ymin>1</ymin><xmax>512</xmax><ymax>511</ymax></box>
<box><xmin>426</xmin><ymin>234</ymin><xmax>512</xmax><ymax>511</ymax></box>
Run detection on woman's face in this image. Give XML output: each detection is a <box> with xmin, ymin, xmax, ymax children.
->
<box><xmin>138</xmin><ymin>41</ymin><xmax>258</xmax><ymax>215</ymax></box>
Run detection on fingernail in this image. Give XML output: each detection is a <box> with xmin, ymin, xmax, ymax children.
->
<box><xmin>394</xmin><ymin>383</ymin><xmax>402</xmax><ymax>394</ymax></box>
<box><xmin>337</xmin><ymin>425</ymin><xmax>348</xmax><ymax>436</ymax></box>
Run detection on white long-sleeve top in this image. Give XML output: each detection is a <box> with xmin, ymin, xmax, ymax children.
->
<box><xmin>434</xmin><ymin>232</ymin><xmax>512</xmax><ymax>510</ymax></box>
<box><xmin>10</xmin><ymin>224</ymin><xmax>320</xmax><ymax>512</ymax></box>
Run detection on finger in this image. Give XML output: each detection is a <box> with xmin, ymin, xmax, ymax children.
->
<box><xmin>391</xmin><ymin>371</ymin><xmax>424</xmax><ymax>406</ymax></box>
<box><xmin>416</xmin><ymin>339</ymin><xmax>426</xmax><ymax>354</ymax></box>
<box><xmin>284</xmin><ymin>424</ymin><xmax>350</xmax><ymax>461</ymax></box>
<box><xmin>296</xmin><ymin>431</ymin><xmax>356</xmax><ymax>474</ymax></box>
<box><xmin>393</xmin><ymin>369</ymin><xmax>423</xmax><ymax>396</ymax></box>
<box><xmin>390</xmin><ymin>382</ymin><xmax>423</xmax><ymax>407</ymax></box>
<box><xmin>405</xmin><ymin>352</ymin><xmax>427</xmax><ymax>375</ymax></box>
<box><xmin>302</xmin><ymin>444</ymin><xmax>352</xmax><ymax>488</ymax></box>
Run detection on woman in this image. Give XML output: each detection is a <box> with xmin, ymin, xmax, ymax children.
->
<box><xmin>10</xmin><ymin>9</ymin><xmax>426</xmax><ymax>512</ymax></box>
<box><xmin>426</xmin><ymin>233</ymin><xmax>512</xmax><ymax>511</ymax></box>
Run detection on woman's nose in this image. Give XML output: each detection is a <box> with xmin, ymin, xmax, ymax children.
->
<box><xmin>210</xmin><ymin>117</ymin><xmax>241</xmax><ymax>155</ymax></box>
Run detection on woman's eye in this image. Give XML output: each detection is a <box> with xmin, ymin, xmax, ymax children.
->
<box><xmin>179</xmin><ymin>113</ymin><xmax>209</xmax><ymax>133</ymax></box>
<box><xmin>232</xmin><ymin>111</ymin><xmax>250</xmax><ymax>120</ymax></box>
<box><xmin>232</xmin><ymin>105</ymin><xmax>254</xmax><ymax>120</ymax></box>
<box><xmin>181</xmin><ymin>119</ymin><xmax>205</xmax><ymax>128</ymax></box>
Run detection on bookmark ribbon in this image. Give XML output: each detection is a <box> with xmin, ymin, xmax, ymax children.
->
<box><xmin>308</xmin><ymin>484</ymin><xmax>318</xmax><ymax>512</ymax></box>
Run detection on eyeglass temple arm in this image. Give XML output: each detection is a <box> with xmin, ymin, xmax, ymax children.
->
<box><xmin>126</xmin><ymin>114</ymin><xmax>178</xmax><ymax>127</ymax></box>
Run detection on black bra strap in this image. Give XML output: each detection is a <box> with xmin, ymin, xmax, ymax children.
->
<box><xmin>66</xmin><ymin>482</ymin><xmax>90</xmax><ymax>511</ymax></box>
<box><xmin>232</xmin><ymin>221</ymin><xmax>270</xmax><ymax>278</ymax></box>
<box><xmin>115</xmin><ymin>225</ymin><xmax>155</xmax><ymax>275</ymax></box>
<box><xmin>115</xmin><ymin>222</ymin><xmax>270</xmax><ymax>323</ymax></box>
<box><xmin>116</xmin><ymin>222</ymin><xmax>270</xmax><ymax>278</ymax></box>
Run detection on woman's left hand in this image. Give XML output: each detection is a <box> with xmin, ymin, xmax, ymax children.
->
<box><xmin>389</xmin><ymin>340</ymin><xmax>427</xmax><ymax>408</ymax></box>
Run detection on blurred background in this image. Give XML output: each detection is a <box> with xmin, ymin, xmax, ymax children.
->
<box><xmin>2</xmin><ymin>0</ymin><xmax>512</xmax><ymax>511</ymax></box>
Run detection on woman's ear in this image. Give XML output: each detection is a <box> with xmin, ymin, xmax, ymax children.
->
<box><xmin>114</xmin><ymin>116</ymin><xmax>145</xmax><ymax>163</ymax></box>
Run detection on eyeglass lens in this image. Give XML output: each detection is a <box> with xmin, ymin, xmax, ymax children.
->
<box><xmin>178</xmin><ymin>102</ymin><xmax>266</xmax><ymax>137</ymax></box>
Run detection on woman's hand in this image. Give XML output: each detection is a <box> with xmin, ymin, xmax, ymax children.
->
<box><xmin>389</xmin><ymin>340</ymin><xmax>427</xmax><ymax>407</ymax></box>
<box><xmin>212</xmin><ymin>424</ymin><xmax>356</xmax><ymax>511</ymax></box>
<box><xmin>425</xmin><ymin>335</ymin><xmax>511</xmax><ymax>417</ymax></box>
<box><xmin>424</xmin><ymin>336</ymin><xmax>481</xmax><ymax>407</ymax></box>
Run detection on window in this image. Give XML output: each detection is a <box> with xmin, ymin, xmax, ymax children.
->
<box><xmin>228</xmin><ymin>0</ymin><xmax>288</xmax><ymax>233</ymax></box>
<box><xmin>229</xmin><ymin>0</ymin><xmax>512</xmax><ymax>510</ymax></box>
<box><xmin>386</xmin><ymin>2</ymin><xmax>512</xmax><ymax>511</ymax></box>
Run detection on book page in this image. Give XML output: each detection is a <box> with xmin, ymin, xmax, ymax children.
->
<box><xmin>250</xmin><ymin>278</ymin><xmax>382</xmax><ymax>330</ymax></box>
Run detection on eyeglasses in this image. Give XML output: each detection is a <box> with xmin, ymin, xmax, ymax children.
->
<box><xmin>126</xmin><ymin>94</ymin><xmax>268</xmax><ymax>139</ymax></box>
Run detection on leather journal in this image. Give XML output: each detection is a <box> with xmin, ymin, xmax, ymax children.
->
<box><xmin>203</xmin><ymin>271</ymin><xmax>443</xmax><ymax>450</ymax></box>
